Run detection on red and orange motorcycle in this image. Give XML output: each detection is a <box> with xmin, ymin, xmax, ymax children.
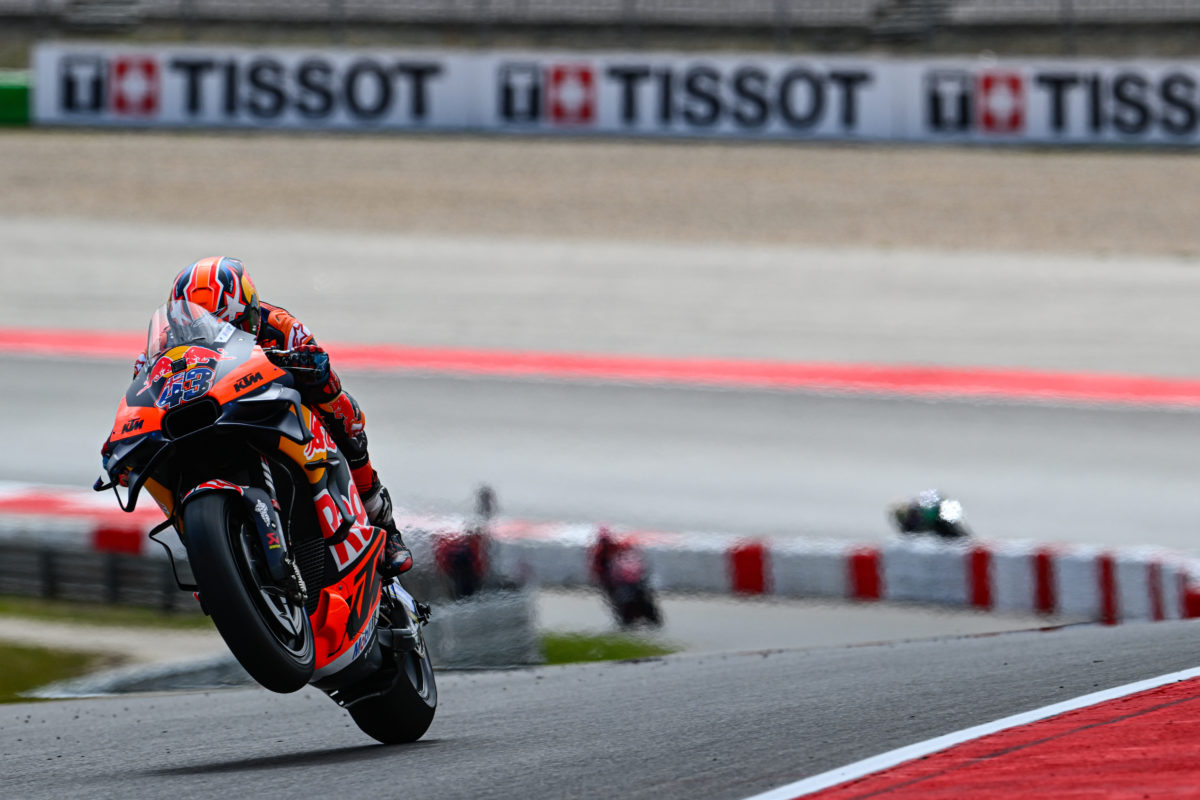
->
<box><xmin>95</xmin><ymin>300</ymin><xmax>436</xmax><ymax>743</ymax></box>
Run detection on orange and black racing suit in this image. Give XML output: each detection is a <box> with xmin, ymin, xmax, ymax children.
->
<box><xmin>253</xmin><ymin>302</ymin><xmax>383</xmax><ymax>502</ymax></box>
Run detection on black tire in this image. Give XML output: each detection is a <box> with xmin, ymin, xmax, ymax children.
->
<box><xmin>347</xmin><ymin>627</ymin><xmax>438</xmax><ymax>744</ymax></box>
<box><xmin>183</xmin><ymin>492</ymin><xmax>314</xmax><ymax>693</ymax></box>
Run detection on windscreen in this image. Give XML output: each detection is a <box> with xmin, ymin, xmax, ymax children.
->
<box><xmin>145</xmin><ymin>299</ymin><xmax>237</xmax><ymax>361</ymax></box>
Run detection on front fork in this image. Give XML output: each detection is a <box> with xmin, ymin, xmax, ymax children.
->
<box><xmin>251</xmin><ymin>456</ymin><xmax>306</xmax><ymax>607</ymax></box>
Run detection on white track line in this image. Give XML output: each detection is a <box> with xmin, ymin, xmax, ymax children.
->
<box><xmin>742</xmin><ymin>665</ymin><xmax>1200</xmax><ymax>800</ymax></box>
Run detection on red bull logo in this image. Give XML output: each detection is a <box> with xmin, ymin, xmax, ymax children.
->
<box><xmin>139</xmin><ymin>345</ymin><xmax>231</xmax><ymax>396</ymax></box>
<box><xmin>178</xmin><ymin>345</ymin><xmax>225</xmax><ymax>369</ymax></box>
<box><xmin>304</xmin><ymin>415</ymin><xmax>340</xmax><ymax>461</ymax></box>
<box><xmin>141</xmin><ymin>357</ymin><xmax>173</xmax><ymax>393</ymax></box>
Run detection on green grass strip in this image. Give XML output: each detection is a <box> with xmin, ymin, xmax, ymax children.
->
<box><xmin>0</xmin><ymin>595</ymin><xmax>213</xmax><ymax>631</ymax></box>
<box><xmin>541</xmin><ymin>632</ymin><xmax>676</xmax><ymax>665</ymax></box>
<box><xmin>0</xmin><ymin>643</ymin><xmax>120</xmax><ymax>703</ymax></box>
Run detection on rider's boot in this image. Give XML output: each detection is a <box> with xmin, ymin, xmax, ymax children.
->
<box><xmin>362</xmin><ymin>479</ymin><xmax>413</xmax><ymax>577</ymax></box>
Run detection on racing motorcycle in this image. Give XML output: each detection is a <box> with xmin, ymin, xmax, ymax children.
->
<box><xmin>606</xmin><ymin>548</ymin><xmax>662</xmax><ymax>627</ymax></box>
<box><xmin>592</xmin><ymin>533</ymin><xmax>661</xmax><ymax>628</ymax></box>
<box><xmin>95</xmin><ymin>300</ymin><xmax>436</xmax><ymax>744</ymax></box>
<box><xmin>889</xmin><ymin>490</ymin><xmax>972</xmax><ymax>540</ymax></box>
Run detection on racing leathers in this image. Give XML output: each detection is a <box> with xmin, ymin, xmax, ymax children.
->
<box><xmin>131</xmin><ymin>300</ymin><xmax>413</xmax><ymax>576</ymax></box>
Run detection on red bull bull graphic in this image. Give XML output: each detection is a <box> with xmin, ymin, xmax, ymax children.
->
<box><xmin>136</xmin><ymin>344</ymin><xmax>233</xmax><ymax>407</ymax></box>
<box><xmin>303</xmin><ymin>413</ymin><xmax>339</xmax><ymax>461</ymax></box>
<box><xmin>132</xmin><ymin>344</ymin><xmax>234</xmax><ymax>407</ymax></box>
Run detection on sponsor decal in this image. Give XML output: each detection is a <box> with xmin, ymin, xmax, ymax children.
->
<box><xmin>601</xmin><ymin>62</ymin><xmax>872</xmax><ymax>131</ymax></box>
<box><xmin>47</xmin><ymin>47</ymin><xmax>444</xmax><ymax>125</ymax></box>
<box><xmin>59</xmin><ymin>54</ymin><xmax>105</xmax><ymax>113</ymax></box>
<box><xmin>35</xmin><ymin>44</ymin><xmax>1200</xmax><ymax>145</ymax></box>
<box><xmin>928</xmin><ymin>68</ymin><xmax>1026</xmax><ymax>134</ymax></box>
<box><xmin>233</xmin><ymin>371</ymin><xmax>264</xmax><ymax>393</ymax></box>
<box><xmin>324</xmin><ymin>393</ymin><xmax>364</xmax><ymax>436</ymax></box>
<box><xmin>286</xmin><ymin>322</ymin><xmax>312</xmax><ymax>349</ymax></box>
<box><xmin>313</xmin><ymin>489</ymin><xmax>343</xmax><ymax>541</ymax></box>
<box><xmin>312</xmin><ymin>488</ymin><xmax>375</xmax><ymax>572</ymax></box>
<box><xmin>496</xmin><ymin>57</ymin><xmax>873</xmax><ymax>133</ymax></box>
<box><xmin>1034</xmin><ymin>68</ymin><xmax>1200</xmax><ymax>137</ymax></box>
<box><xmin>254</xmin><ymin>498</ymin><xmax>274</xmax><ymax>529</ymax></box>
<box><xmin>925</xmin><ymin>64</ymin><xmax>1200</xmax><ymax>140</ymax></box>
<box><xmin>978</xmin><ymin>71</ymin><xmax>1024</xmax><ymax>133</ymax></box>
<box><xmin>58</xmin><ymin>53</ymin><xmax>161</xmax><ymax>116</ymax></box>
<box><xmin>351</xmin><ymin>622</ymin><xmax>373</xmax><ymax>660</ymax></box>
<box><xmin>303</xmin><ymin>415</ymin><xmax>339</xmax><ymax>461</ymax></box>
<box><xmin>139</xmin><ymin>345</ymin><xmax>230</xmax><ymax>397</ymax></box>
<box><xmin>498</xmin><ymin>62</ymin><xmax>542</xmax><ymax>122</ymax></box>
<box><xmin>499</xmin><ymin>62</ymin><xmax>596</xmax><ymax>125</ymax></box>
<box><xmin>549</xmin><ymin>64</ymin><xmax>596</xmax><ymax>124</ymax></box>
<box><xmin>121</xmin><ymin>417</ymin><xmax>145</xmax><ymax>434</ymax></box>
<box><xmin>111</xmin><ymin>56</ymin><xmax>160</xmax><ymax>115</ymax></box>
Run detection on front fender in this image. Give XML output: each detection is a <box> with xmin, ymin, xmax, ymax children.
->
<box><xmin>181</xmin><ymin>480</ymin><xmax>290</xmax><ymax>582</ymax></box>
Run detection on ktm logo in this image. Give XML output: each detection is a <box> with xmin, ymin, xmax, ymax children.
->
<box><xmin>121</xmin><ymin>418</ymin><xmax>144</xmax><ymax>434</ymax></box>
<box><xmin>234</xmin><ymin>371</ymin><xmax>264</xmax><ymax>392</ymax></box>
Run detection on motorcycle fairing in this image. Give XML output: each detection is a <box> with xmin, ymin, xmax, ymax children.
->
<box><xmin>310</xmin><ymin>550</ymin><xmax>383</xmax><ymax>680</ymax></box>
<box><xmin>275</xmin><ymin>405</ymin><xmax>339</xmax><ymax>487</ymax></box>
<box><xmin>128</xmin><ymin>330</ymin><xmax>255</xmax><ymax>406</ymax></box>
<box><xmin>102</xmin><ymin>364</ymin><xmax>305</xmax><ymax>512</ymax></box>
<box><xmin>306</xmin><ymin>450</ymin><xmax>386</xmax><ymax>674</ymax></box>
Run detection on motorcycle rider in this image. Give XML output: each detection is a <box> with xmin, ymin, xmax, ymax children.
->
<box><xmin>134</xmin><ymin>256</ymin><xmax>413</xmax><ymax>576</ymax></box>
<box><xmin>590</xmin><ymin>526</ymin><xmax>631</xmax><ymax>594</ymax></box>
<box><xmin>588</xmin><ymin>526</ymin><xmax>661</xmax><ymax>627</ymax></box>
<box><xmin>888</xmin><ymin>490</ymin><xmax>971</xmax><ymax>540</ymax></box>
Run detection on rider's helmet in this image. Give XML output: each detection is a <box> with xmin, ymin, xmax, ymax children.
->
<box><xmin>169</xmin><ymin>256</ymin><xmax>261</xmax><ymax>336</ymax></box>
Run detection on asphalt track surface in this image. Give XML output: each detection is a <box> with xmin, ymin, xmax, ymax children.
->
<box><xmin>12</xmin><ymin>353</ymin><xmax>1200</xmax><ymax>552</ymax></box>
<box><xmin>4</xmin><ymin>622</ymin><xmax>1200</xmax><ymax>800</ymax></box>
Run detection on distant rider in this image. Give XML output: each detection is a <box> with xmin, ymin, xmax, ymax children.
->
<box><xmin>589</xmin><ymin>526</ymin><xmax>628</xmax><ymax>592</ymax></box>
<box><xmin>134</xmin><ymin>256</ymin><xmax>414</xmax><ymax>576</ymax></box>
<box><xmin>888</xmin><ymin>490</ymin><xmax>971</xmax><ymax>540</ymax></box>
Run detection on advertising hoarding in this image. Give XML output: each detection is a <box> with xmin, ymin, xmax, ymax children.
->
<box><xmin>32</xmin><ymin>42</ymin><xmax>1200</xmax><ymax>146</ymax></box>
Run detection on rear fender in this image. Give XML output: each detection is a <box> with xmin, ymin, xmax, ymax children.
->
<box><xmin>181</xmin><ymin>480</ymin><xmax>290</xmax><ymax>582</ymax></box>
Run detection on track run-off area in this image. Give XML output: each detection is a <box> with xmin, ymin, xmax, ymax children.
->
<box><xmin>4</xmin><ymin>132</ymin><xmax>1200</xmax><ymax>797</ymax></box>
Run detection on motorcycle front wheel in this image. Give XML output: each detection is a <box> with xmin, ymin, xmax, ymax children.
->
<box><xmin>183</xmin><ymin>492</ymin><xmax>315</xmax><ymax>693</ymax></box>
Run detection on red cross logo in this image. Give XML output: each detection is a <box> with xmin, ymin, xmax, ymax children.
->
<box><xmin>977</xmin><ymin>71</ymin><xmax>1024</xmax><ymax>134</ymax></box>
<box><xmin>110</xmin><ymin>56</ymin><xmax>160</xmax><ymax>116</ymax></box>
<box><xmin>548</xmin><ymin>64</ymin><xmax>596</xmax><ymax>125</ymax></box>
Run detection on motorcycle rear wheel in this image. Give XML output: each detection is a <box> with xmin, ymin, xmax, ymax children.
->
<box><xmin>184</xmin><ymin>492</ymin><xmax>315</xmax><ymax>693</ymax></box>
<box><xmin>348</xmin><ymin>622</ymin><xmax>437</xmax><ymax>744</ymax></box>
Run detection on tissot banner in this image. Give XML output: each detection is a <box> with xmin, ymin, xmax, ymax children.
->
<box><xmin>33</xmin><ymin>43</ymin><xmax>473</xmax><ymax>128</ymax></box>
<box><xmin>479</xmin><ymin>52</ymin><xmax>892</xmax><ymax>138</ymax></box>
<box><xmin>909</xmin><ymin>58</ymin><xmax>1200</xmax><ymax>144</ymax></box>
<box><xmin>31</xmin><ymin>43</ymin><xmax>1200</xmax><ymax>145</ymax></box>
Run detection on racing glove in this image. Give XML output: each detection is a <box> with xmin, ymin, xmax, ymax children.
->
<box><xmin>267</xmin><ymin>343</ymin><xmax>331</xmax><ymax>386</ymax></box>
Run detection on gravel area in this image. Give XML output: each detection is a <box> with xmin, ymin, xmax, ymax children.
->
<box><xmin>3</xmin><ymin>129</ymin><xmax>1199</xmax><ymax>256</ymax></box>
